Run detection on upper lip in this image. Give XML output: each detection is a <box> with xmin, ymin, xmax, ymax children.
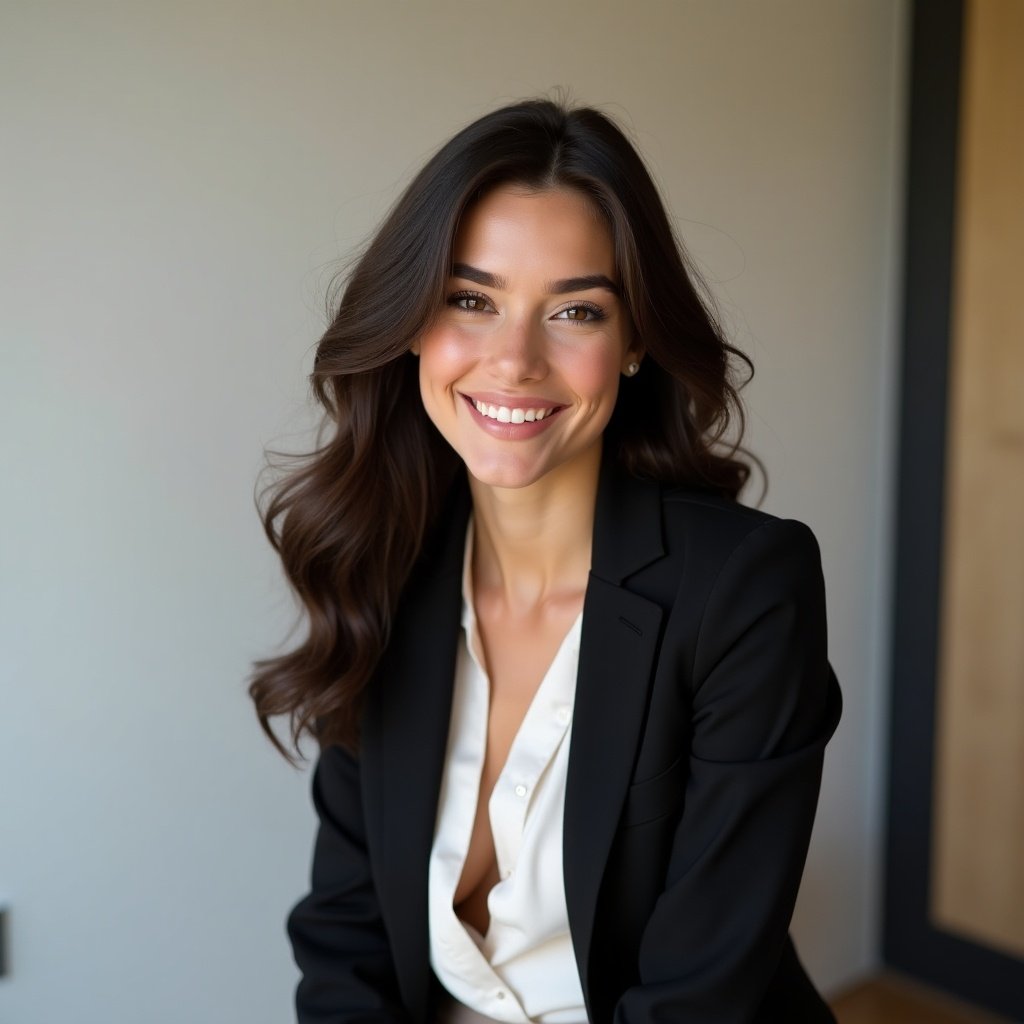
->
<box><xmin>460</xmin><ymin>391</ymin><xmax>563</xmax><ymax>410</ymax></box>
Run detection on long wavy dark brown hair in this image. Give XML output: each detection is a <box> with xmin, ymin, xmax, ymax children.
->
<box><xmin>250</xmin><ymin>97</ymin><xmax>763</xmax><ymax>762</ymax></box>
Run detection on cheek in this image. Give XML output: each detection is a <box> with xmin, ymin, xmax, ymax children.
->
<box><xmin>561</xmin><ymin>345</ymin><xmax>623</xmax><ymax>402</ymax></box>
<box><xmin>417</xmin><ymin>329</ymin><xmax>474</xmax><ymax>392</ymax></box>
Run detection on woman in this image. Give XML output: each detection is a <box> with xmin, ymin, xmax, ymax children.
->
<box><xmin>251</xmin><ymin>98</ymin><xmax>842</xmax><ymax>1024</ymax></box>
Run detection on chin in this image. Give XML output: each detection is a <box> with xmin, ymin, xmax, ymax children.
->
<box><xmin>468</xmin><ymin>446</ymin><xmax>609</xmax><ymax>495</ymax></box>
<box><xmin>460</xmin><ymin>450</ymin><xmax>557</xmax><ymax>491</ymax></box>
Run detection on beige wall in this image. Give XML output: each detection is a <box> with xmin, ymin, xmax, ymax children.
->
<box><xmin>0</xmin><ymin>1</ymin><xmax>907</xmax><ymax>1019</ymax></box>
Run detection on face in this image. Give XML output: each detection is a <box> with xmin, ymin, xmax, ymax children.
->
<box><xmin>411</xmin><ymin>185</ymin><xmax>640</xmax><ymax>493</ymax></box>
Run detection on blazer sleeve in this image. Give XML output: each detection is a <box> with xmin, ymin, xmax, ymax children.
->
<box><xmin>287</xmin><ymin>742</ymin><xmax>412</xmax><ymax>1024</ymax></box>
<box><xmin>612</xmin><ymin>517</ymin><xmax>842</xmax><ymax>1023</ymax></box>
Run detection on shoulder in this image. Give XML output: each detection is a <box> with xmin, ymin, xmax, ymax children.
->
<box><xmin>596</xmin><ymin>473</ymin><xmax>827</xmax><ymax>659</ymax></box>
<box><xmin>650</xmin><ymin>482</ymin><xmax>837</xmax><ymax>757</ymax></box>
<box><xmin>655</xmin><ymin>482</ymin><xmax>825</xmax><ymax>592</ymax></box>
<box><xmin>662</xmin><ymin>481</ymin><xmax>817</xmax><ymax>544</ymax></box>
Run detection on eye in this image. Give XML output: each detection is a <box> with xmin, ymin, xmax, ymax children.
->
<box><xmin>553</xmin><ymin>302</ymin><xmax>607</xmax><ymax>324</ymax></box>
<box><xmin>448</xmin><ymin>290</ymin><xmax>493</xmax><ymax>313</ymax></box>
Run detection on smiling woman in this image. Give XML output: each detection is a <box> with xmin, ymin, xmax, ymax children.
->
<box><xmin>250</xmin><ymin>98</ymin><xmax>842</xmax><ymax>1024</ymax></box>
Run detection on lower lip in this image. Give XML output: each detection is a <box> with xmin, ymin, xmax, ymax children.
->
<box><xmin>461</xmin><ymin>395</ymin><xmax>565</xmax><ymax>440</ymax></box>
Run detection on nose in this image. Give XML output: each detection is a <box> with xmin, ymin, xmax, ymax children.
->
<box><xmin>486</xmin><ymin>315</ymin><xmax>548</xmax><ymax>384</ymax></box>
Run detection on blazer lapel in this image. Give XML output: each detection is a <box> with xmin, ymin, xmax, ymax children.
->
<box><xmin>361</xmin><ymin>474</ymin><xmax>472</xmax><ymax>1020</ymax></box>
<box><xmin>564</xmin><ymin>454</ymin><xmax>667</xmax><ymax>1002</ymax></box>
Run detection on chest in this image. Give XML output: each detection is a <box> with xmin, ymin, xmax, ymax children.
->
<box><xmin>448</xmin><ymin>597</ymin><xmax>584</xmax><ymax>927</ymax></box>
<box><xmin>473</xmin><ymin>597</ymin><xmax>585</xmax><ymax>793</ymax></box>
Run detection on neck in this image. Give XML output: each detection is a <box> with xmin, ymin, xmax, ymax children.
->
<box><xmin>467</xmin><ymin>444</ymin><xmax>602</xmax><ymax>614</ymax></box>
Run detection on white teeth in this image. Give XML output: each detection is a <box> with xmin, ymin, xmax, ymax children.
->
<box><xmin>473</xmin><ymin>399</ymin><xmax>555</xmax><ymax>423</ymax></box>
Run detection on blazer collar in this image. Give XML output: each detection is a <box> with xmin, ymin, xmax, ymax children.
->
<box><xmin>590</xmin><ymin>447</ymin><xmax>665</xmax><ymax>584</ymax></box>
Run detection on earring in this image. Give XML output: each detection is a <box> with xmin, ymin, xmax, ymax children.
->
<box><xmin>624</xmin><ymin>361</ymin><xmax>640</xmax><ymax>377</ymax></box>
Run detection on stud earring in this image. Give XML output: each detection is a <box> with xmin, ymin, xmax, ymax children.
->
<box><xmin>624</xmin><ymin>361</ymin><xmax>640</xmax><ymax>377</ymax></box>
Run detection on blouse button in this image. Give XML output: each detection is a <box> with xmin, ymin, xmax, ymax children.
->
<box><xmin>514</xmin><ymin>783</ymin><xmax>528</xmax><ymax>798</ymax></box>
<box><xmin>555</xmin><ymin>705</ymin><xmax>571</xmax><ymax>725</ymax></box>
<box><xmin>496</xmin><ymin>991</ymin><xmax>506</xmax><ymax>1000</ymax></box>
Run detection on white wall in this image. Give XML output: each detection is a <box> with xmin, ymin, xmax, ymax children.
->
<box><xmin>0</xmin><ymin>1</ymin><xmax>907</xmax><ymax>1020</ymax></box>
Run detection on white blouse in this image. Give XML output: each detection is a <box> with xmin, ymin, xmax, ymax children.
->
<box><xmin>427</xmin><ymin>516</ymin><xmax>589</xmax><ymax>1024</ymax></box>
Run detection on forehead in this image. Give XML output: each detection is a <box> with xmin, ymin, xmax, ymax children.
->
<box><xmin>452</xmin><ymin>185</ymin><xmax>615</xmax><ymax>276</ymax></box>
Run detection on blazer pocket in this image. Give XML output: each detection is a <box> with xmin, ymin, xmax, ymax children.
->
<box><xmin>619</xmin><ymin>755</ymin><xmax>687</xmax><ymax>828</ymax></box>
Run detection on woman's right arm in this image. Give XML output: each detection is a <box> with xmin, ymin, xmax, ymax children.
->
<box><xmin>288</xmin><ymin>743</ymin><xmax>412</xmax><ymax>1024</ymax></box>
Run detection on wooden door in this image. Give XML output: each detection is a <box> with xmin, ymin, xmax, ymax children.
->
<box><xmin>885</xmin><ymin>1</ymin><xmax>1024</xmax><ymax>1017</ymax></box>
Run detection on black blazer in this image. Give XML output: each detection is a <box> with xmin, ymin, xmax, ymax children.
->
<box><xmin>288</xmin><ymin>454</ymin><xmax>843</xmax><ymax>1024</ymax></box>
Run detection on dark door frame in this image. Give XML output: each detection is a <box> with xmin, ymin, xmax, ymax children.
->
<box><xmin>884</xmin><ymin>1</ymin><xmax>1023</xmax><ymax>1017</ymax></box>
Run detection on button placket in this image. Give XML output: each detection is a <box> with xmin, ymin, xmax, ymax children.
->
<box><xmin>432</xmin><ymin>517</ymin><xmax>582</xmax><ymax>1024</ymax></box>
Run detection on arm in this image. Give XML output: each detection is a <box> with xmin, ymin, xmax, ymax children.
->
<box><xmin>288</xmin><ymin>742</ymin><xmax>412</xmax><ymax>1024</ymax></box>
<box><xmin>613</xmin><ymin>518</ymin><xmax>842</xmax><ymax>1023</ymax></box>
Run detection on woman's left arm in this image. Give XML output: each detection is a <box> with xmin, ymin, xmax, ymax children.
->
<box><xmin>612</xmin><ymin>517</ymin><xmax>842</xmax><ymax>1023</ymax></box>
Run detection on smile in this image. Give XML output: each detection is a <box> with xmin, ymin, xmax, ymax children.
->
<box><xmin>472</xmin><ymin>400</ymin><xmax>556</xmax><ymax>423</ymax></box>
<box><xmin>460</xmin><ymin>393</ymin><xmax>565</xmax><ymax>439</ymax></box>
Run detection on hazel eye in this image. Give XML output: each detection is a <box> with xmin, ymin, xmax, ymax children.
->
<box><xmin>554</xmin><ymin>303</ymin><xmax>606</xmax><ymax>324</ymax></box>
<box><xmin>448</xmin><ymin>290</ymin><xmax>492</xmax><ymax>313</ymax></box>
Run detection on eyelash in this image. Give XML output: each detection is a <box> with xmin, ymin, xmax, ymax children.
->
<box><xmin>446</xmin><ymin>290</ymin><xmax>608</xmax><ymax>325</ymax></box>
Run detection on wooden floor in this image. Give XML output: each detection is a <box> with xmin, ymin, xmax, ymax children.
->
<box><xmin>830</xmin><ymin>972</ymin><xmax>1014</xmax><ymax>1024</ymax></box>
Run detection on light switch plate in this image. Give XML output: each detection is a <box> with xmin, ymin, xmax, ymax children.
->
<box><xmin>0</xmin><ymin>905</ymin><xmax>8</xmax><ymax>977</ymax></box>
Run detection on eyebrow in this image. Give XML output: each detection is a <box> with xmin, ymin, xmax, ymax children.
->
<box><xmin>451</xmin><ymin>262</ymin><xmax>620</xmax><ymax>296</ymax></box>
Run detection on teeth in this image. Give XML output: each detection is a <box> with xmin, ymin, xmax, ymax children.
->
<box><xmin>473</xmin><ymin>399</ymin><xmax>556</xmax><ymax>423</ymax></box>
